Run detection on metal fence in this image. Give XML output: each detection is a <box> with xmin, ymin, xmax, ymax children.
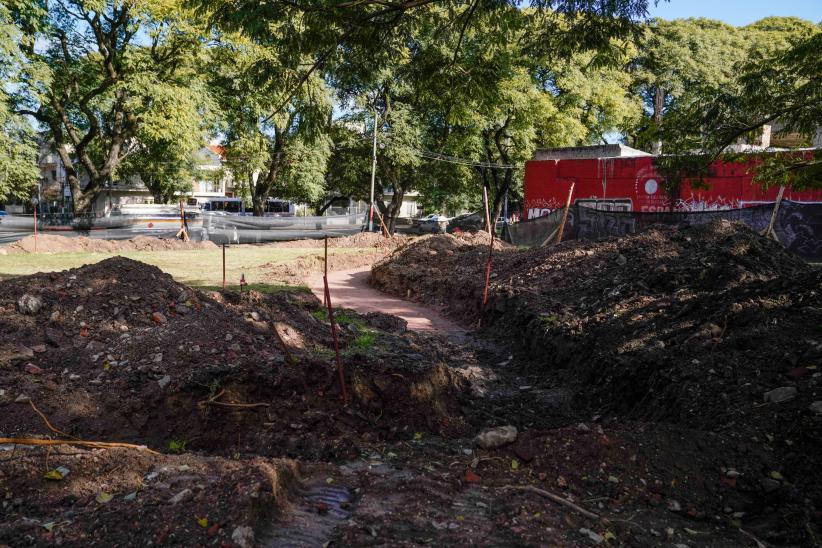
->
<box><xmin>504</xmin><ymin>201</ymin><xmax>822</xmax><ymax>260</ymax></box>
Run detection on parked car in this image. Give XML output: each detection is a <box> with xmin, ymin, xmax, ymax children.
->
<box><xmin>413</xmin><ymin>213</ymin><xmax>449</xmax><ymax>234</ymax></box>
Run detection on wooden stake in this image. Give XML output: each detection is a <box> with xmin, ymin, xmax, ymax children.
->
<box><xmin>374</xmin><ymin>209</ymin><xmax>390</xmax><ymax>237</ymax></box>
<box><xmin>176</xmin><ymin>201</ymin><xmax>190</xmax><ymax>242</ymax></box>
<box><xmin>483</xmin><ymin>187</ymin><xmax>492</xmax><ymax>234</ymax></box>
<box><xmin>222</xmin><ymin>244</ymin><xmax>226</xmax><ymax>289</ymax></box>
<box><xmin>761</xmin><ymin>185</ymin><xmax>785</xmax><ymax>242</ymax></box>
<box><xmin>554</xmin><ymin>182</ymin><xmax>575</xmax><ymax>245</ymax></box>
<box><xmin>33</xmin><ymin>206</ymin><xmax>38</xmax><ymax>253</ymax></box>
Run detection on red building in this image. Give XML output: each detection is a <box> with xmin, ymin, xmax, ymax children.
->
<box><xmin>523</xmin><ymin>145</ymin><xmax>822</xmax><ymax>220</ymax></box>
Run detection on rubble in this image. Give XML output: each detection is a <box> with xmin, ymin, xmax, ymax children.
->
<box><xmin>475</xmin><ymin>425</ymin><xmax>518</xmax><ymax>449</ymax></box>
<box><xmin>374</xmin><ymin>220</ymin><xmax>822</xmax><ymax>544</ymax></box>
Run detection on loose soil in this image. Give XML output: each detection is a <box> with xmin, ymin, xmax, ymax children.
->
<box><xmin>3</xmin><ymin>234</ymin><xmax>216</xmax><ymax>254</ymax></box>
<box><xmin>2</xmin><ymin>222</ymin><xmax>821</xmax><ymax>546</ymax></box>
<box><xmin>268</xmin><ymin>232</ymin><xmax>407</xmax><ymax>250</ymax></box>
<box><xmin>262</xmin><ymin>233</ymin><xmax>409</xmax><ymax>285</ymax></box>
<box><xmin>372</xmin><ymin>221</ymin><xmax>822</xmax><ymax>545</ymax></box>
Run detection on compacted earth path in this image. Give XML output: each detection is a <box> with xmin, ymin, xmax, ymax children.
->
<box><xmin>307</xmin><ymin>266</ymin><xmax>465</xmax><ymax>333</ymax></box>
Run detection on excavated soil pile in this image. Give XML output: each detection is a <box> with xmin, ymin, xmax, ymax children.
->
<box><xmin>271</xmin><ymin>232</ymin><xmax>407</xmax><ymax>250</ymax></box>
<box><xmin>373</xmin><ymin>221</ymin><xmax>822</xmax><ymax>543</ymax></box>
<box><xmin>0</xmin><ymin>445</ymin><xmax>299</xmax><ymax>547</ymax></box>
<box><xmin>371</xmin><ymin>231</ymin><xmax>511</xmax><ymax>318</ymax></box>
<box><xmin>263</xmin><ymin>233</ymin><xmax>411</xmax><ymax>284</ymax></box>
<box><xmin>0</xmin><ymin>256</ymin><xmax>470</xmax><ymax>544</ymax></box>
<box><xmin>0</xmin><ymin>257</ymin><xmax>467</xmax><ymax>453</ymax></box>
<box><xmin>4</xmin><ymin>234</ymin><xmax>217</xmax><ymax>254</ymax></box>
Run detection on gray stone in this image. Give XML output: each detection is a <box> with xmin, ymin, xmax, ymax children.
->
<box><xmin>17</xmin><ymin>294</ymin><xmax>44</xmax><ymax>315</ymax></box>
<box><xmin>615</xmin><ymin>254</ymin><xmax>628</xmax><ymax>266</ymax></box>
<box><xmin>157</xmin><ymin>375</ymin><xmax>171</xmax><ymax>389</ymax></box>
<box><xmin>667</xmin><ymin>499</ymin><xmax>681</xmax><ymax>512</ymax></box>
<box><xmin>14</xmin><ymin>393</ymin><xmax>30</xmax><ymax>403</ymax></box>
<box><xmin>579</xmin><ymin>528</ymin><xmax>604</xmax><ymax>544</ymax></box>
<box><xmin>474</xmin><ymin>425</ymin><xmax>518</xmax><ymax>449</ymax></box>
<box><xmin>231</xmin><ymin>525</ymin><xmax>255</xmax><ymax>548</ymax></box>
<box><xmin>763</xmin><ymin>386</ymin><xmax>797</xmax><ymax>404</ymax></box>
<box><xmin>176</xmin><ymin>305</ymin><xmax>191</xmax><ymax>315</ymax></box>
<box><xmin>168</xmin><ymin>488</ymin><xmax>192</xmax><ymax>505</ymax></box>
<box><xmin>809</xmin><ymin>401</ymin><xmax>822</xmax><ymax>414</ymax></box>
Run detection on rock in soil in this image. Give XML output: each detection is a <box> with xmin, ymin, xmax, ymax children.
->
<box><xmin>475</xmin><ymin>425</ymin><xmax>518</xmax><ymax>449</ymax></box>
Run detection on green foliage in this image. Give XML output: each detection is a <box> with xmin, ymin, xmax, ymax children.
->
<box><xmin>654</xmin><ymin>31</ymin><xmax>822</xmax><ymax>192</ymax></box>
<box><xmin>168</xmin><ymin>438</ymin><xmax>187</xmax><ymax>453</ymax></box>
<box><xmin>631</xmin><ymin>16</ymin><xmax>819</xmax><ymax>153</ymax></box>
<box><xmin>0</xmin><ymin>4</ymin><xmax>38</xmax><ymax>201</ymax></box>
<box><xmin>349</xmin><ymin>331</ymin><xmax>376</xmax><ymax>350</ymax></box>
<box><xmin>5</xmin><ymin>0</ymin><xmax>212</xmax><ymax>213</ymax></box>
<box><xmin>209</xmin><ymin>35</ymin><xmax>333</xmax><ymax>214</ymax></box>
<box><xmin>311</xmin><ymin>309</ymin><xmax>329</xmax><ymax>322</ymax></box>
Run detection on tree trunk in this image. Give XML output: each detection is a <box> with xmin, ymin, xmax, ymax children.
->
<box><xmin>652</xmin><ymin>86</ymin><xmax>664</xmax><ymax>155</ymax></box>
<box><xmin>251</xmin><ymin>190</ymin><xmax>265</xmax><ymax>216</ymax></box>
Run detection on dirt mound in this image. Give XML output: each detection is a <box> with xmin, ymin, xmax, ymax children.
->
<box><xmin>0</xmin><ymin>445</ymin><xmax>299</xmax><ymax>547</ymax></box>
<box><xmin>0</xmin><ymin>257</ymin><xmax>468</xmax><ymax>458</ymax></box>
<box><xmin>263</xmin><ymin>233</ymin><xmax>413</xmax><ymax>284</ymax></box>
<box><xmin>271</xmin><ymin>232</ymin><xmax>407</xmax><ymax>250</ymax></box>
<box><xmin>4</xmin><ymin>234</ymin><xmax>217</xmax><ymax>254</ymax></box>
<box><xmin>263</xmin><ymin>251</ymin><xmax>384</xmax><ymax>285</ymax></box>
<box><xmin>373</xmin><ymin>220</ymin><xmax>822</xmax><ymax>534</ymax></box>
<box><xmin>371</xmin><ymin>231</ymin><xmax>511</xmax><ymax>319</ymax></box>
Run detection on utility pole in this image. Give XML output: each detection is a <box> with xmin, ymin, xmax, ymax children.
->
<box><xmin>369</xmin><ymin>107</ymin><xmax>379</xmax><ymax>232</ymax></box>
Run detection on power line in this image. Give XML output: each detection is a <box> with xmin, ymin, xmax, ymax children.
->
<box><xmin>411</xmin><ymin>148</ymin><xmax>522</xmax><ymax>170</ymax></box>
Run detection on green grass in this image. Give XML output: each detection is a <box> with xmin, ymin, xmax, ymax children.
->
<box><xmin>0</xmin><ymin>246</ymin><xmax>361</xmax><ymax>290</ymax></box>
<box><xmin>350</xmin><ymin>331</ymin><xmax>376</xmax><ymax>349</ymax></box>
<box><xmin>167</xmin><ymin>439</ymin><xmax>187</xmax><ymax>454</ymax></box>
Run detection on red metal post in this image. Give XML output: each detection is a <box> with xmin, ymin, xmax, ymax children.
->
<box><xmin>323</xmin><ymin>275</ymin><xmax>348</xmax><ymax>405</ymax></box>
<box><xmin>482</xmin><ymin>229</ymin><xmax>495</xmax><ymax>307</ymax></box>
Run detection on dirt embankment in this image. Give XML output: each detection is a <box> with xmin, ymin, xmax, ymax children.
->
<box><xmin>3</xmin><ymin>234</ymin><xmax>217</xmax><ymax>254</ymax></box>
<box><xmin>270</xmin><ymin>232</ymin><xmax>408</xmax><ymax>250</ymax></box>
<box><xmin>373</xmin><ymin>221</ymin><xmax>822</xmax><ymax>544</ymax></box>
<box><xmin>370</xmin><ymin>231</ymin><xmax>511</xmax><ymax>317</ymax></box>
<box><xmin>263</xmin><ymin>233</ymin><xmax>411</xmax><ymax>285</ymax></box>
<box><xmin>0</xmin><ymin>257</ymin><xmax>467</xmax><ymax>545</ymax></box>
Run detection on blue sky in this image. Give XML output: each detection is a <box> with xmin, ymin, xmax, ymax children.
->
<box><xmin>648</xmin><ymin>0</ymin><xmax>822</xmax><ymax>26</ymax></box>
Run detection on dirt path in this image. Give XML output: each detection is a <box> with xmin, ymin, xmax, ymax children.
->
<box><xmin>307</xmin><ymin>266</ymin><xmax>465</xmax><ymax>333</ymax></box>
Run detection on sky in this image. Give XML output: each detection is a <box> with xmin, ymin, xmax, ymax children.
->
<box><xmin>647</xmin><ymin>0</ymin><xmax>822</xmax><ymax>26</ymax></box>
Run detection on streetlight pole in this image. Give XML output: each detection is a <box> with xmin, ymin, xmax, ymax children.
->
<box><xmin>369</xmin><ymin>107</ymin><xmax>378</xmax><ymax>232</ymax></box>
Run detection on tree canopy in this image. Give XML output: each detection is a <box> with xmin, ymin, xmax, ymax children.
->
<box><xmin>1</xmin><ymin>0</ymin><xmax>820</xmax><ymax>222</ymax></box>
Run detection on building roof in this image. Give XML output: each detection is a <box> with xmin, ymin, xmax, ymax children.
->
<box><xmin>207</xmin><ymin>144</ymin><xmax>226</xmax><ymax>160</ymax></box>
<box><xmin>532</xmin><ymin>144</ymin><xmax>652</xmax><ymax>161</ymax></box>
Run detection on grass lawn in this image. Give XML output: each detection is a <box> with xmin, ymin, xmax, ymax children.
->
<box><xmin>0</xmin><ymin>246</ymin><xmax>361</xmax><ymax>290</ymax></box>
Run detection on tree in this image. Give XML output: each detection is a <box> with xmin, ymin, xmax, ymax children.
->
<box><xmin>653</xmin><ymin>31</ymin><xmax>822</xmax><ymax>194</ymax></box>
<box><xmin>0</xmin><ymin>3</ymin><xmax>38</xmax><ymax>202</ymax></box>
<box><xmin>7</xmin><ymin>0</ymin><xmax>210</xmax><ymax>214</ymax></box>
<box><xmin>210</xmin><ymin>37</ymin><xmax>332</xmax><ymax>215</ymax></box>
<box><xmin>629</xmin><ymin>16</ymin><xmax>819</xmax><ymax>154</ymax></box>
<box><xmin>116</xmin><ymin>83</ymin><xmax>214</xmax><ymax>203</ymax></box>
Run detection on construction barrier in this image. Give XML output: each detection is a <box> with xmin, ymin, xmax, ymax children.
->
<box><xmin>504</xmin><ymin>201</ymin><xmax>822</xmax><ymax>260</ymax></box>
<box><xmin>0</xmin><ymin>212</ymin><xmax>367</xmax><ymax>245</ymax></box>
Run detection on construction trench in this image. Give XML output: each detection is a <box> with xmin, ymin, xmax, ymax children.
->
<box><xmin>0</xmin><ymin>223</ymin><xmax>821</xmax><ymax>547</ymax></box>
